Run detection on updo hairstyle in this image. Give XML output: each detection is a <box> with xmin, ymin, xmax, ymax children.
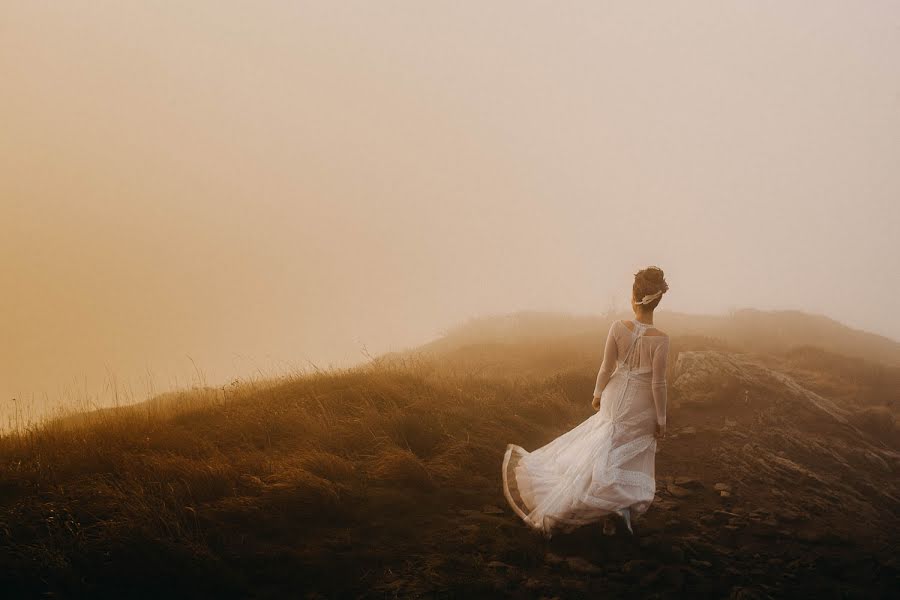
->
<box><xmin>632</xmin><ymin>266</ymin><xmax>669</xmax><ymax>310</ymax></box>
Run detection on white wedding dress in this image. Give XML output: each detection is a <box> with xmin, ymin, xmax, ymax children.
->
<box><xmin>502</xmin><ymin>318</ymin><xmax>670</xmax><ymax>538</ymax></box>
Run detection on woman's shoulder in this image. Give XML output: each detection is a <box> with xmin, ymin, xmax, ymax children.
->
<box><xmin>618</xmin><ymin>319</ymin><xmax>668</xmax><ymax>338</ymax></box>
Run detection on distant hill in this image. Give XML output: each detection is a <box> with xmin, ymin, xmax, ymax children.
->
<box><xmin>392</xmin><ymin>308</ymin><xmax>900</xmax><ymax>369</ymax></box>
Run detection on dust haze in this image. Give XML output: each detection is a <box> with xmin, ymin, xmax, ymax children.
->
<box><xmin>3</xmin><ymin>2</ymin><xmax>899</xmax><ymax>419</ymax></box>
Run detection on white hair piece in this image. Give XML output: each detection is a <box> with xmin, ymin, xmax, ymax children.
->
<box><xmin>636</xmin><ymin>290</ymin><xmax>663</xmax><ymax>305</ymax></box>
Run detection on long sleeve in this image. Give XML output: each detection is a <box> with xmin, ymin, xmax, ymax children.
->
<box><xmin>651</xmin><ymin>336</ymin><xmax>670</xmax><ymax>425</ymax></box>
<box><xmin>593</xmin><ymin>321</ymin><xmax>619</xmax><ymax>399</ymax></box>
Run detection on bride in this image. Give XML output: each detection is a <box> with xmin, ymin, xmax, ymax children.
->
<box><xmin>502</xmin><ymin>266</ymin><xmax>671</xmax><ymax>539</ymax></box>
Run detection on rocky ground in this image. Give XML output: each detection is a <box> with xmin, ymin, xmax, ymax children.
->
<box><xmin>1</xmin><ymin>329</ymin><xmax>898</xmax><ymax>599</ymax></box>
<box><xmin>358</xmin><ymin>351</ymin><xmax>900</xmax><ymax>599</ymax></box>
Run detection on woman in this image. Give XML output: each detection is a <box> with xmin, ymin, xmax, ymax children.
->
<box><xmin>502</xmin><ymin>266</ymin><xmax>671</xmax><ymax>539</ymax></box>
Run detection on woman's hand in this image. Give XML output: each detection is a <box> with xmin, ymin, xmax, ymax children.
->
<box><xmin>654</xmin><ymin>422</ymin><xmax>667</xmax><ymax>439</ymax></box>
<box><xmin>591</xmin><ymin>396</ymin><xmax>602</xmax><ymax>411</ymax></box>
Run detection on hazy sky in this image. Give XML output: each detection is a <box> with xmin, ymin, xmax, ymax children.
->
<box><xmin>2</xmin><ymin>2</ymin><xmax>899</xmax><ymax>414</ymax></box>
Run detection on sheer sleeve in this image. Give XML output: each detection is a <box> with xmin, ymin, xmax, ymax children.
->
<box><xmin>592</xmin><ymin>321</ymin><xmax>619</xmax><ymax>399</ymax></box>
<box><xmin>651</xmin><ymin>336</ymin><xmax>670</xmax><ymax>426</ymax></box>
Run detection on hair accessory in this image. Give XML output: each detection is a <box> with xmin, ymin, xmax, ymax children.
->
<box><xmin>636</xmin><ymin>290</ymin><xmax>663</xmax><ymax>305</ymax></box>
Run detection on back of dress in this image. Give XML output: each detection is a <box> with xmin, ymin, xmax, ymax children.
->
<box><xmin>593</xmin><ymin>319</ymin><xmax>670</xmax><ymax>427</ymax></box>
<box><xmin>501</xmin><ymin>317</ymin><xmax>671</xmax><ymax>538</ymax></box>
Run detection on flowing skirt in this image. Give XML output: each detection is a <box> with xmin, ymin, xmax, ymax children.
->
<box><xmin>502</xmin><ymin>369</ymin><xmax>658</xmax><ymax>538</ymax></box>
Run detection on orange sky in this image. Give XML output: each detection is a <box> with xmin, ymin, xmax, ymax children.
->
<box><xmin>2</xmin><ymin>2</ymin><xmax>898</xmax><ymax>419</ymax></box>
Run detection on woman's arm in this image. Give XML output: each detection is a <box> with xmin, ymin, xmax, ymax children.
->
<box><xmin>651</xmin><ymin>336</ymin><xmax>671</xmax><ymax>435</ymax></box>
<box><xmin>592</xmin><ymin>321</ymin><xmax>619</xmax><ymax>405</ymax></box>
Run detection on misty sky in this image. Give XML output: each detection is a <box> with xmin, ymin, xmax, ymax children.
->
<box><xmin>2</xmin><ymin>2</ymin><xmax>899</xmax><ymax>414</ymax></box>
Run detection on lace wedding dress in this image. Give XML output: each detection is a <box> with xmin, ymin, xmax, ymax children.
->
<box><xmin>502</xmin><ymin>319</ymin><xmax>670</xmax><ymax>538</ymax></box>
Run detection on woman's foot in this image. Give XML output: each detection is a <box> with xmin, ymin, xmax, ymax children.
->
<box><xmin>617</xmin><ymin>507</ymin><xmax>634</xmax><ymax>535</ymax></box>
<box><xmin>602</xmin><ymin>516</ymin><xmax>616</xmax><ymax>536</ymax></box>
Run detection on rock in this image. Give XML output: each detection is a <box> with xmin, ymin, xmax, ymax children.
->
<box><xmin>673</xmin><ymin>350</ymin><xmax>851</xmax><ymax>425</ymax></box>
<box><xmin>864</xmin><ymin>451</ymin><xmax>890</xmax><ymax>471</ymax></box>
<box><xmin>700</xmin><ymin>515</ymin><xmax>716</xmax><ymax>525</ymax></box>
<box><xmin>653</xmin><ymin>499</ymin><xmax>679</xmax><ymax>512</ymax></box>
<box><xmin>771</xmin><ymin>456</ymin><xmax>828</xmax><ymax>485</ymax></box>
<box><xmin>714</xmin><ymin>510</ymin><xmax>742</xmax><ymax>519</ymax></box>
<box><xmin>545</xmin><ymin>553</ymin><xmax>564</xmax><ymax>565</ymax></box>
<box><xmin>622</xmin><ymin>559</ymin><xmax>655</xmax><ymax>576</ymax></box>
<box><xmin>667</xmin><ymin>483</ymin><xmax>692</xmax><ymax>498</ymax></box>
<box><xmin>714</xmin><ymin>483</ymin><xmax>732</xmax><ymax>492</ymax></box>
<box><xmin>729</xmin><ymin>587</ymin><xmax>767</xmax><ymax>600</ymax></box>
<box><xmin>674</xmin><ymin>476</ymin><xmax>703</xmax><ymax>488</ymax></box>
<box><xmin>690</xmin><ymin>559</ymin><xmax>712</xmax><ymax>568</ymax></box>
<box><xmin>487</xmin><ymin>561</ymin><xmax>515</xmax><ymax>570</ymax></box>
<box><xmin>641</xmin><ymin>566</ymin><xmax>685</xmax><ymax>589</ymax></box>
<box><xmin>680</xmin><ymin>426</ymin><xmax>697</xmax><ymax>435</ymax></box>
<box><xmin>779</xmin><ymin>509</ymin><xmax>805</xmax><ymax>522</ymax></box>
<box><xmin>481</xmin><ymin>505</ymin><xmax>504</xmax><ymax>514</ymax></box>
<box><xmin>712</xmin><ymin>544</ymin><xmax>735</xmax><ymax>556</ymax></box>
<box><xmin>523</xmin><ymin>578</ymin><xmax>543</xmax><ymax>590</ymax></box>
<box><xmin>720</xmin><ymin>490</ymin><xmax>732</xmax><ymax>498</ymax></box>
<box><xmin>566</xmin><ymin>557</ymin><xmax>602</xmax><ymax>574</ymax></box>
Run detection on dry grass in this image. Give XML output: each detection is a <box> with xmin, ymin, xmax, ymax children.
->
<box><xmin>0</xmin><ymin>352</ymin><xmax>589</xmax><ymax>598</ymax></box>
<box><xmin>1</xmin><ymin>311</ymin><xmax>897</xmax><ymax>598</ymax></box>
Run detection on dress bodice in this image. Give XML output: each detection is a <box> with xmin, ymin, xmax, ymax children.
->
<box><xmin>617</xmin><ymin>320</ymin><xmax>657</xmax><ymax>375</ymax></box>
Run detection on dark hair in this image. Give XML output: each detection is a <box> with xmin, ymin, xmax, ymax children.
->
<box><xmin>633</xmin><ymin>266</ymin><xmax>669</xmax><ymax>310</ymax></box>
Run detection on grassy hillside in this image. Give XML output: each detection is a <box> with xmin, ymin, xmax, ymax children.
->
<box><xmin>0</xmin><ymin>310</ymin><xmax>898</xmax><ymax>598</ymax></box>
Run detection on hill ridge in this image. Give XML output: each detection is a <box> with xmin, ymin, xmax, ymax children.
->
<box><xmin>401</xmin><ymin>308</ymin><xmax>900</xmax><ymax>367</ymax></box>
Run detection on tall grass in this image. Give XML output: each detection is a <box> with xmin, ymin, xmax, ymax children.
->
<box><xmin>0</xmin><ymin>352</ymin><xmax>590</xmax><ymax>597</ymax></box>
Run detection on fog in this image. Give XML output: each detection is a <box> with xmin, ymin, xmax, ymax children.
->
<box><xmin>2</xmin><ymin>2</ymin><xmax>898</xmax><ymax>417</ymax></box>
